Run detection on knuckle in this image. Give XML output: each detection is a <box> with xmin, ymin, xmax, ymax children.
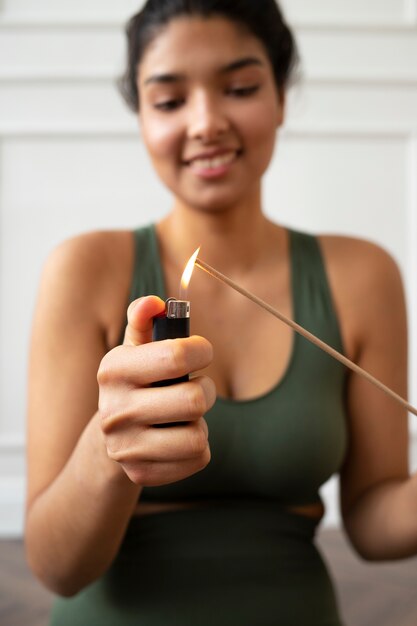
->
<box><xmin>186</xmin><ymin>383</ymin><xmax>207</xmax><ymax>418</ymax></box>
<box><xmin>103</xmin><ymin>430</ymin><xmax>131</xmax><ymax>460</ymax></box>
<box><xmin>98</xmin><ymin>398</ymin><xmax>123</xmax><ymax>433</ymax></box>
<box><xmin>169</xmin><ymin>340</ymin><xmax>188</xmax><ymax>376</ymax></box>
<box><xmin>201</xmin><ymin>376</ymin><xmax>217</xmax><ymax>409</ymax></box>
<box><xmin>97</xmin><ymin>359</ymin><xmax>111</xmax><ymax>386</ymax></box>
<box><xmin>100</xmin><ymin>410</ymin><xmax>117</xmax><ymax>434</ymax></box>
<box><xmin>97</xmin><ymin>347</ymin><xmax>123</xmax><ymax>386</ymax></box>
<box><xmin>195</xmin><ymin>444</ymin><xmax>211</xmax><ymax>470</ymax></box>
<box><xmin>107</xmin><ymin>445</ymin><xmax>149</xmax><ymax>481</ymax></box>
<box><xmin>99</xmin><ymin>405</ymin><xmax>139</xmax><ymax>438</ymax></box>
<box><xmin>199</xmin><ymin>417</ymin><xmax>209</xmax><ymax>439</ymax></box>
<box><xmin>189</xmin><ymin>425</ymin><xmax>209</xmax><ymax>458</ymax></box>
<box><xmin>129</xmin><ymin>463</ymin><xmax>152</xmax><ymax>486</ymax></box>
<box><xmin>201</xmin><ymin>337</ymin><xmax>214</xmax><ymax>364</ymax></box>
<box><xmin>127</xmin><ymin>468</ymin><xmax>144</xmax><ymax>485</ymax></box>
<box><xmin>98</xmin><ymin>390</ymin><xmax>116</xmax><ymax>427</ymax></box>
<box><xmin>106</xmin><ymin>443</ymin><xmax>124</xmax><ymax>464</ymax></box>
<box><xmin>203</xmin><ymin>445</ymin><xmax>211</xmax><ymax>466</ymax></box>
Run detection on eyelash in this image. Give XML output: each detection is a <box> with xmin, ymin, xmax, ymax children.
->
<box><xmin>154</xmin><ymin>99</ymin><xmax>185</xmax><ymax>112</ymax></box>
<box><xmin>153</xmin><ymin>85</ymin><xmax>260</xmax><ymax>112</ymax></box>
<box><xmin>227</xmin><ymin>85</ymin><xmax>260</xmax><ymax>97</ymax></box>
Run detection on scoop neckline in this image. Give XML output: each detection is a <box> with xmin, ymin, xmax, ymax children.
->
<box><xmin>149</xmin><ymin>223</ymin><xmax>300</xmax><ymax>407</ymax></box>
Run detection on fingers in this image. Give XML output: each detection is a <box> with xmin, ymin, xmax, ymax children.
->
<box><xmin>121</xmin><ymin>450</ymin><xmax>212</xmax><ymax>487</ymax></box>
<box><xmin>99</xmin><ymin>336</ymin><xmax>214</xmax><ymax>387</ymax></box>
<box><xmin>101</xmin><ymin>376</ymin><xmax>216</xmax><ymax>430</ymax></box>
<box><xmin>123</xmin><ymin>296</ymin><xmax>166</xmax><ymax>347</ymax></box>
<box><xmin>98</xmin><ymin>295</ymin><xmax>216</xmax><ymax>488</ymax></box>
<box><xmin>107</xmin><ymin>417</ymin><xmax>210</xmax><ymax>465</ymax></box>
<box><xmin>100</xmin><ymin>376</ymin><xmax>215</xmax><ymax>487</ymax></box>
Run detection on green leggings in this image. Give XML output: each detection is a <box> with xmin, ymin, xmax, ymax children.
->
<box><xmin>49</xmin><ymin>502</ymin><xmax>343</xmax><ymax>626</ymax></box>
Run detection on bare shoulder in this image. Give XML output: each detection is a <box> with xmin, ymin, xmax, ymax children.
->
<box><xmin>318</xmin><ymin>234</ymin><xmax>404</xmax><ymax>301</ymax></box>
<box><xmin>319</xmin><ymin>231</ymin><xmax>398</xmax><ymax>270</ymax></box>
<box><xmin>38</xmin><ymin>229</ymin><xmax>135</xmax><ymax>348</ymax></box>
<box><xmin>43</xmin><ymin>229</ymin><xmax>134</xmax><ymax>284</ymax></box>
<box><xmin>317</xmin><ymin>234</ymin><xmax>405</xmax><ymax>357</ymax></box>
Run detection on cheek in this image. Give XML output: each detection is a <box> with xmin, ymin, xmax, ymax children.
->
<box><xmin>240</xmin><ymin>103</ymin><xmax>278</xmax><ymax>171</ymax></box>
<box><xmin>141</xmin><ymin>114</ymin><xmax>181</xmax><ymax>163</ymax></box>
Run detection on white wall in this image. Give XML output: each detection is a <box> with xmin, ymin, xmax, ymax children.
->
<box><xmin>0</xmin><ymin>0</ymin><xmax>416</xmax><ymax>536</ymax></box>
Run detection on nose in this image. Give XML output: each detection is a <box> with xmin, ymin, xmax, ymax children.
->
<box><xmin>187</xmin><ymin>91</ymin><xmax>229</xmax><ymax>143</ymax></box>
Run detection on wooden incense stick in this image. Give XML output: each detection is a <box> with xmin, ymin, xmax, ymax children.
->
<box><xmin>195</xmin><ymin>257</ymin><xmax>417</xmax><ymax>418</ymax></box>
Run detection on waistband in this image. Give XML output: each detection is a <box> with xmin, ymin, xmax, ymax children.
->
<box><xmin>122</xmin><ymin>499</ymin><xmax>320</xmax><ymax>561</ymax></box>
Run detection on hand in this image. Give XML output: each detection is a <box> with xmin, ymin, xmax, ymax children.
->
<box><xmin>97</xmin><ymin>296</ymin><xmax>216</xmax><ymax>486</ymax></box>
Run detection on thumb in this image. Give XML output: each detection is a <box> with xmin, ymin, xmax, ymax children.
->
<box><xmin>123</xmin><ymin>296</ymin><xmax>166</xmax><ymax>346</ymax></box>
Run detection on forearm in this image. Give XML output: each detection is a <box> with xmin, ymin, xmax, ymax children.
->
<box><xmin>25</xmin><ymin>412</ymin><xmax>142</xmax><ymax>596</ymax></box>
<box><xmin>343</xmin><ymin>474</ymin><xmax>417</xmax><ymax>561</ymax></box>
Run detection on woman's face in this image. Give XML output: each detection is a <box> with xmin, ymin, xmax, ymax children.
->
<box><xmin>138</xmin><ymin>16</ymin><xmax>284</xmax><ymax>213</ymax></box>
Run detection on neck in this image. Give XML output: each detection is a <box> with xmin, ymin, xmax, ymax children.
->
<box><xmin>157</xmin><ymin>189</ymin><xmax>280</xmax><ymax>275</ymax></box>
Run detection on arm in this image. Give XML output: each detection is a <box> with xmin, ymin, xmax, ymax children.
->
<box><xmin>25</xmin><ymin>234</ymin><xmax>142</xmax><ymax>596</ymax></box>
<box><xmin>25</xmin><ymin>233</ymin><xmax>215</xmax><ymax>596</ymax></box>
<box><xmin>336</xmin><ymin>240</ymin><xmax>415</xmax><ymax>560</ymax></box>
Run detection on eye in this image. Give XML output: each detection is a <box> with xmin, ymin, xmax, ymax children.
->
<box><xmin>227</xmin><ymin>85</ymin><xmax>260</xmax><ymax>98</ymax></box>
<box><xmin>153</xmin><ymin>98</ymin><xmax>185</xmax><ymax>112</ymax></box>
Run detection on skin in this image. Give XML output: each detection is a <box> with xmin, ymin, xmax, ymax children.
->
<box><xmin>25</xmin><ymin>16</ymin><xmax>415</xmax><ymax>598</ymax></box>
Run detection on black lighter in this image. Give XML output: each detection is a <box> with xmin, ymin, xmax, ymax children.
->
<box><xmin>152</xmin><ymin>297</ymin><xmax>191</xmax><ymax>387</ymax></box>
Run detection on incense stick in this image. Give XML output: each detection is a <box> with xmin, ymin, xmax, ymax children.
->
<box><xmin>195</xmin><ymin>257</ymin><xmax>417</xmax><ymax>418</ymax></box>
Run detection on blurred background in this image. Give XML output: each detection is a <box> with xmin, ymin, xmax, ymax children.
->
<box><xmin>0</xmin><ymin>0</ymin><xmax>416</xmax><ymax>536</ymax></box>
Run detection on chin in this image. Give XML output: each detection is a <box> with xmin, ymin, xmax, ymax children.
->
<box><xmin>184</xmin><ymin>193</ymin><xmax>245</xmax><ymax>215</ymax></box>
<box><xmin>176</xmin><ymin>182</ymin><xmax>252</xmax><ymax>214</ymax></box>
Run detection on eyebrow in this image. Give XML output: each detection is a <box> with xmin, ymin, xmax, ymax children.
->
<box><xmin>143</xmin><ymin>56</ymin><xmax>264</xmax><ymax>86</ymax></box>
<box><xmin>144</xmin><ymin>72</ymin><xmax>184</xmax><ymax>86</ymax></box>
<box><xmin>220</xmin><ymin>57</ymin><xmax>264</xmax><ymax>74</ymax></box>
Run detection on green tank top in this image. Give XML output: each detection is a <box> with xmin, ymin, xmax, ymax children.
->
<box><xmin>128</xmin><ymin>224</ymin><xmax>348</xmax><ymax>506</ymax></box>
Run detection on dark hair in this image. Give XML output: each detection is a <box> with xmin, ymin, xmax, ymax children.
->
<box><xmin>118</xmin><ymin>0</ymin><xmax>299</xmax><ymax>111</ymax></box>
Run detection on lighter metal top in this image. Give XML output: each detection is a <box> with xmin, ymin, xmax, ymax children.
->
<box><xmin>166</xmin><ymin>298</ymin><xmax>190</xmax><ymax>319</ymax></box>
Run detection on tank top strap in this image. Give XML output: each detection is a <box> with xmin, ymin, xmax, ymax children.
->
<box><xmin>289</xmin><ymin>228</ymin><xmax>344</xmax><ymax>352</ymax></box>
<box><xmin>129</xmin><ymin>223</ymin><xmax>166</xmax><ymax>303</ymax></box>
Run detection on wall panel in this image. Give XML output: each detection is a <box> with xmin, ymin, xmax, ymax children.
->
<box><xmin>0</xmin><ymin>3</ymin><xmax>416</xmax><ymax>535</ymax></box>
<box><xmin>0</xmin><ymin>27</ymin><xmax>124</xmax><ymax>75</ymax></box>
<box><xmin>281</xmin><ymin>0</ymin><xmax>411</xmax><ymax>24</ymax></box>
<box><xmin>0</xmin><ymin>82</ymin><xmax>130</xmax><ymax>128</ymax></box>
<box><xmin>0</xmin><ymin>137</ymin><xmax>170</xmax><ymax>437</ymax></box>
<box><xmin>298</xmin><ymin>30</ymin><xmax>417</xmax><ymax>82</ymax></box>
<box><xmin>1</xmin><ymin>0</ymin><xmax>141</xmax><ymax>14</ymax></box>
<box><xmin>265</xmin><ymin>135</ymin><xmax>408</xmax><ymax>265</ymax></box>
<box><xmin>288</xmin><ymin>84</ymin><xmax>417</xmax><ymax>129</ymax></box>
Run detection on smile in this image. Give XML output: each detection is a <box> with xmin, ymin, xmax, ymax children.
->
<box><xmin>188</xmin><ymin>151</ymin><xmax>238</xmax><ymax>169</ymax></box>
<box><xmin>184</xmin><ymin>150</ymin><xmax>241</xmax><ymax>178</ymax></box>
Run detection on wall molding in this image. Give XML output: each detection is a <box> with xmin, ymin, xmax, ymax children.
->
<box><xmin>0</xmin><ymin>70</ymin><xmax>115</xmax><ymax>82</ymax></box>
<box><xmin>305</xmin><ymin>73</ymin><xmax>417</xmax><ymax>87</ymax></box>
<box><xmin>0</xmin><ymin>435</ymin><xmax>25</xmax><ymax>452</ymax></box>
<box><xmin>0</xmin><ymin>15</ymin><xmax>120</xmax><ymax>29</ymax></box>
<box><xmin>2</xmin><ymin>70</ymin><xmax>417</xmax><ymax>87</ymax></box>
<box><xmin>0</xmin><ymin>121</ymin><xmax>416</xmax><ymax>139</ymax></box>
<box><xmin>0</xmin><ymin>14</ymin><xmax>416</xmax><ymax>32</ymax></box>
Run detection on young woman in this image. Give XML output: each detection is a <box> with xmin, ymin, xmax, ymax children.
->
<box><xmin>25</xmin><ymin>1</ymin><xmax>414</xmax><ymax>624</ymax></box>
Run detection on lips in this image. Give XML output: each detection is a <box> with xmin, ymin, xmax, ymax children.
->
<box><xmin>183</xmin><ymin>149</ymin><xmax>242</xmax><ymax>172</ymax></box>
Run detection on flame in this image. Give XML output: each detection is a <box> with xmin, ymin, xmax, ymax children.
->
<box><xmin>180</xmin><ymin>247</ymin><xmax>200</xmax><ymax>297</ymax></box>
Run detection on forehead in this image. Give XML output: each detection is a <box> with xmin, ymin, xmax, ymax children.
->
<box><xmin>139</xmin><ymin>16</ymin><xmax>269</xmax><ymax>80</ymax></box>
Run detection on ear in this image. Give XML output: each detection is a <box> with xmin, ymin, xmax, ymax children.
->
<box><xmin>276</xmin><ymin>88</ymin><xmax>286</xmax><ymax>128</ymax></box>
